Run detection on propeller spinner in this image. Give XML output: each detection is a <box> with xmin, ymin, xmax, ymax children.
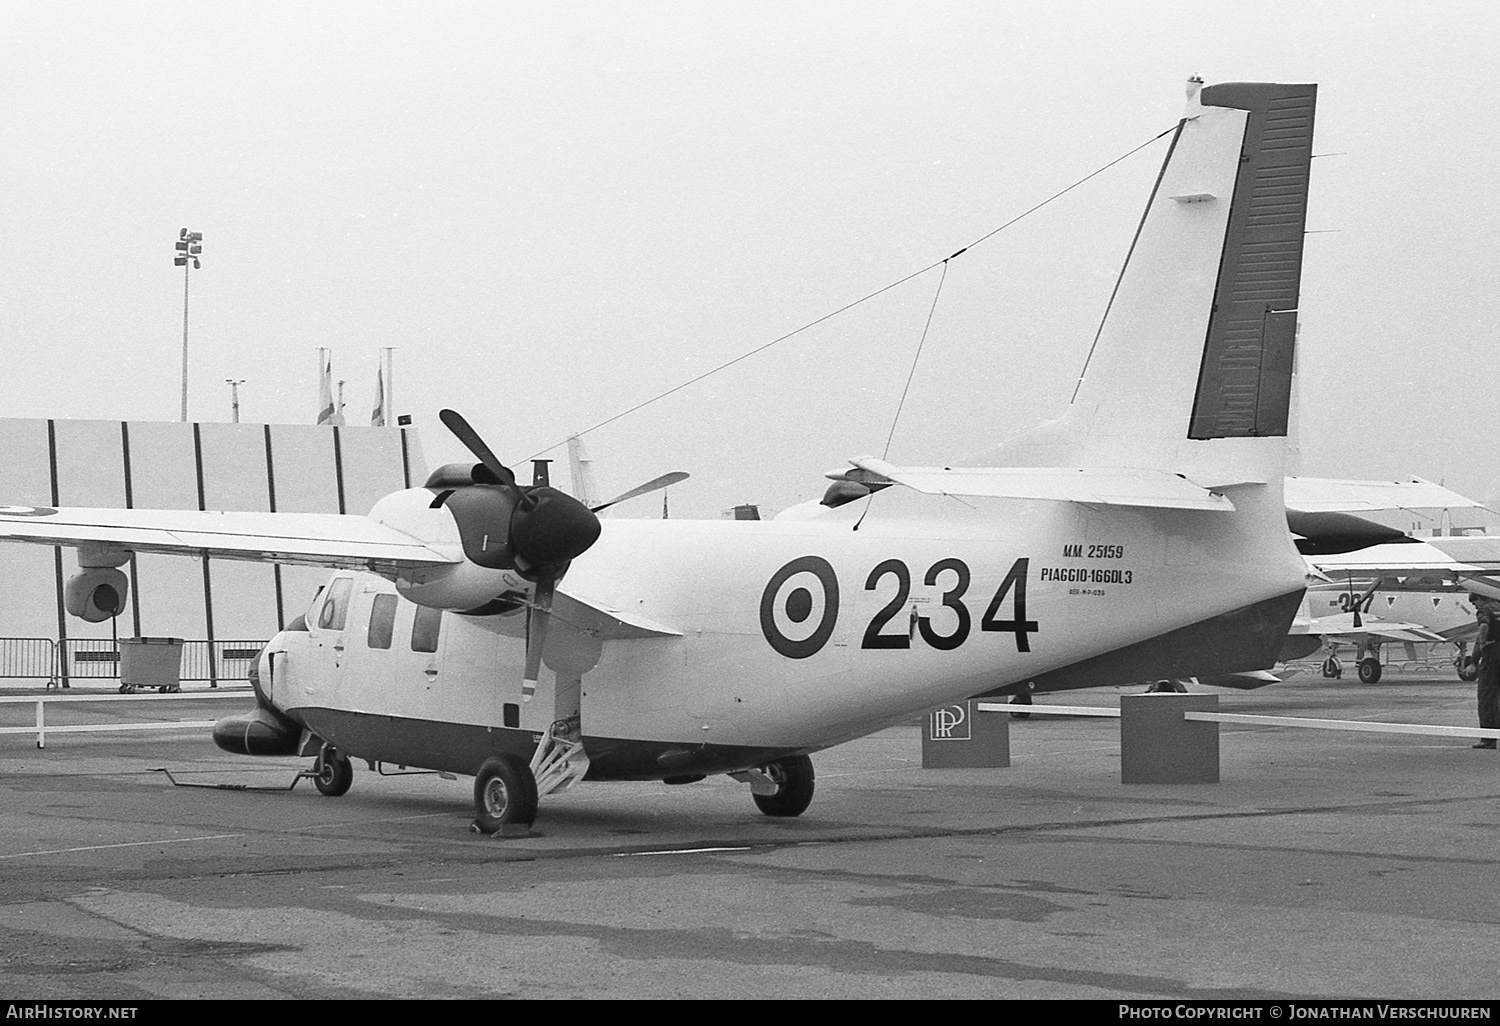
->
<box><xmin>437</xmin><ymin>410</ymin><xmax>687</xmax><ymax>700</ymax></box>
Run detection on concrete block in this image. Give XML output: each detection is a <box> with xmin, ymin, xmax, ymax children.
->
<box><xmin>1121</xmin><ymin>693</ymin><xmax>1219</xmax><ymax>784</ymax></box>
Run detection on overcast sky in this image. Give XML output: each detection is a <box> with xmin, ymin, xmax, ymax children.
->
<box><xmin>3</xmin><ymin>1</ymin><xmax>1497</xmax><ymax>516</ymax></box>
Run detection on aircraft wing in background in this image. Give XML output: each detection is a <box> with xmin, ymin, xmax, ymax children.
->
<box><xmin>1286</xmin><ymin>611</ymin><xmax>1449</xmax><ymax>646</ymax></box>
<box><xmin>1286</xmin><ymin>476</ymin><xmax>1490</xmax><ymax>555</ymax></box>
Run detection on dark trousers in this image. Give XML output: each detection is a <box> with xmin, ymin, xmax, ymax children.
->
<box><xmin>1478</xmin><ymin>663</ymin><xmax>1500</xmax><ymax>733</ymax></box>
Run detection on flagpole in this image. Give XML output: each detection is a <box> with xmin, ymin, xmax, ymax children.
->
<box><xmin>382</xmin><ymin>347</ymin><xmax>395</xmax><ymax>425</ymax></box>
<box><xmin>316</xmin><ymin>347</ymin><xmax>332</xmax><ymax>425</ymax></box>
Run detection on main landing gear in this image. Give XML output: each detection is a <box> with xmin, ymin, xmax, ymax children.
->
<box><xmin>1357</xmin><ymin>656</ymin><xmax>1382</xmax><ymax>684</ymax></box>
<box><xmin>731</xmin><ymin>754</ymin><xmax>815</xmax><ymax>818</ymax></box>
<box><xmin>470</xmin><ymin>755</ymin><xmax>539</xmax><ymax>835</ymax></box>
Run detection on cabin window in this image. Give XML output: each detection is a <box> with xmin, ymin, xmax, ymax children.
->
<box><xmin>411</xmin><ymin>605</ymin><xmax>443</xmax><ymax>653</ymax></box>
<box><xmin>317</xmin><ymin>578</ymin><xmax>352</xmax><ymax>631</ymax></box>
<box><xmin>367</xmin><ymin>594</ymin><xmax>397</xmax><ymax>649</ymax></box>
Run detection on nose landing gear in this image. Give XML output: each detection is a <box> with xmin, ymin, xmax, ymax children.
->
<box><xmin>311</xmin><ymin>744</ymin><xmax>353</xmax><ymax>797</ymax></box>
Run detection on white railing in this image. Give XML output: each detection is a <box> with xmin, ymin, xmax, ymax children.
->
<box><xmin>977</xmin><ymin>702</ymin><xmax>1119</xmax><ymax>717</ymax></box>
<box><xmin>976</xmin><ymin>701</ymin><xmax>1500</xmax><ymax>740</ymax></box>
<box><xmin>0</xmin><ymin>689</ymin><xmax>250</xmax><ymax>749</ymax></box>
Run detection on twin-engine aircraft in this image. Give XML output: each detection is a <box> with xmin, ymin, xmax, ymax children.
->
<box><xmin>0</xmin><ymin>80</ymin><xmax>1317</xmax><ymax>833</ymax></box>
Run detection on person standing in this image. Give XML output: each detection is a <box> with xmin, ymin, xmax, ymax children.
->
<box><xmin>1470</xmin><ymin>594</ymin><xmax>1500</xmax><ymax>749</ymax></box>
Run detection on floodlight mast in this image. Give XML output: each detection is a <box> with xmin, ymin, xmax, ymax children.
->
<box><xmin>173</xmin><ymin>228</ymin><xmax>204</xmax><ymax>422</ymax></box>
<box><xmin>225</xmin><ymin>378</ymin><xmax>244</xmax><ymax>423</ymax></box>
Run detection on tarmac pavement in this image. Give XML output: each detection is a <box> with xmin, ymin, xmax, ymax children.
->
<box><xmin>0</xmin><ymin>668</ymin><xmax>1496</xmax><ymax>1000</ymax></box>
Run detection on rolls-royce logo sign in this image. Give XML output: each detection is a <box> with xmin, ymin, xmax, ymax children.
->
<box><xmin>930</xmin><ymin>703</ymin><xmax>971</xmax><ymax>741</ymax></box>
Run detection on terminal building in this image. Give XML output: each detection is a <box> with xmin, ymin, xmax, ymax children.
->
<box><xmin>0</xmin><ymin>417</ymin><xmax>425</xmax><ymax>686</ymax></box>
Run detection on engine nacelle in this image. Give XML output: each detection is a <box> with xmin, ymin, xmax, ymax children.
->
<box><xmin>214</xmin><ymin>644</ymin><xmax>304</xmax><ymax>756</ymax></box>
<box><xmin>1278</xmin><ymin>634</ymin><xmax>1323</xmax><ymax>663</ymax></box>
<box><xmin>394</xmin><ymin>561</ymin><xmax>535</xmax><ymax>612</ymax></box>
<box><xmin>63</xmin><ymin>568</ymin><xmax>128</xmax><ymax>622</ymax></box>
<box><xmin>212</xmin><ymin>705</ymin><xmax>302</xmax><ymax>756</ymax></box>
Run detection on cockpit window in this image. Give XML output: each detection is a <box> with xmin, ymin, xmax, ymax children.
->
<box><xmin>304</xmin><ymin>586</ymin><xmax>325</xmax><ymax>625</ymax></box>
<box><xmin>317</xmin><ymin>578</ymin><xmax>353</xmax><ymax>632</ymax></box>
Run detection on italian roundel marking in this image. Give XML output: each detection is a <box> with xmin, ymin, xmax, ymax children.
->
<box><xmin>0</xmin><ymin>505</ymin><xmax>57</xmax><ymax>517</ymax></box>
<box><xmin>760</xmin><ymin>555</ymin><xmax>839</xmax><ymax>659</ymax></box>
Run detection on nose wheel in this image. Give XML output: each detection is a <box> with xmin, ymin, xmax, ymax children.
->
<box><xmin>312</xmin><ymin>745</ymin><xmax>353</xmax><ymax>797</ymax></box>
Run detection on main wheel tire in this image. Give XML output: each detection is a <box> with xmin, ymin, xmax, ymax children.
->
<box><xmin>1459</xmin><ymin>662</ymin><xmax>1479</xmax><ymax>682</ymax></box>
<box><xmin>1009</xmin><ymin>694</ymin><xmax>1033</xmax><ymax>720</ymax></box>
<box><xmin>471</xmin><ymin>755</ymin><xmax>539</xmax><ymax>834</ymax></box>
<box><xmin>313</xmin><ymin>749</ymin><xmax>353</xmax><ymax>797</ymax></box>
<box><xmin>1358</xmin><ymin>657</ymin><xmax>1382</xmax><ymax>684</ymax></box>
<box><xmin>752</xmin><ymin>754</ymin><xmax>815</xmax><ymax>818</ymax></box>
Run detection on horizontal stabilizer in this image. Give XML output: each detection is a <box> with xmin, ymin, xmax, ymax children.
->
<box><xmin>846</xmin><ymin>459</ymin><xmax>1235</xmax><ymax>511</ymax></box>
<box><xmin>1193</xmin><ymin>671</ymin><xmax>1281</xmax><ymax>691</ymax></box>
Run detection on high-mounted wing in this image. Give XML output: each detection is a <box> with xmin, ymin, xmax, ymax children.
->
<box><xmin>1286</xmin><ymin>612</ymin><xmax>1448</xmax><ymax>645</ymax></box>
<box><xmin>1285</xmin><ymin>476</ymin><xmax>1484</xmax><ymax>514</ymax></box>
<box><xmin>1286</xmin><ymin>476</ymin><xmax>1491</xmax><ymax>554</ymax></box>
<box><xmin>1308</xmin><ymin>540</ymin><xmax>1485</xmax><ymax>577</ymax></box>
<box><xmin>843</xmin><ymin>459</ymin><xmax>1235</xmax><ymax>511</ymax></box>
<box><xmin>0</xmin><ymin>504</ymin><xmax>457</xmax><ymax>572</ymax></box>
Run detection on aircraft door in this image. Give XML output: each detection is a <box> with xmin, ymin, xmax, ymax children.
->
<box><xmin>334</xmin><ymin>585</ymin><xmax>401</xmax><ymax>714</ymax></box>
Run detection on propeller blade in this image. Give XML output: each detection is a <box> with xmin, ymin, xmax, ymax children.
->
<box><xmin>522</xmin><ymin>574</ymin><xmax>557</xmax><ymax>701</ymax></box>
<box><xmin>591</xmin><ymin>471</ymin><xmax>690</xmax><ymax>513</ymax></box>
<box><xmin>439</xmin><ymin>409</ymin><xmax>516</xmax><ymax>488</ymax></box>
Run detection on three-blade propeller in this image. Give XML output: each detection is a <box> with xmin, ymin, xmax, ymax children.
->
<box><xmin>438</xmin><ymin>409</ymin><xmax>686</xmax><ymax>700</ymax></box>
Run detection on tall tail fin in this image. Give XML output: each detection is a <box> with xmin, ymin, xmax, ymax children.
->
<box><xmin>980</xmin><ymin>80</ymin><xmax>1317</xmax><ymax>487</ymax></box>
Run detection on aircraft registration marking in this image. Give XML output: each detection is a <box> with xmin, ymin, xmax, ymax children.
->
<box><xmin>1062</xmin><ymin>543</ymin><xmax>1125</xmax><ymax>558</ymax></box>
<box><xmin>759</xmin><ymin>556</ymin><xmax>1038</xmax><ymax>659</ymax></box>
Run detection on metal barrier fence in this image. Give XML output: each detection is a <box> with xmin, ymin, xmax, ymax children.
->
<box><xmin>0</xmin><ymin>638</ymin><xmax>267</xmax><ymax>687</ymax></box>
<box><xmin>0</xmin><ymin>638</ymin><xmax>59</xmax><ymax>683</ymax></box>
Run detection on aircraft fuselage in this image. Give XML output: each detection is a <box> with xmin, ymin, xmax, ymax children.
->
<box><xmin>264</xmin><ymin>486</ymin><xmax>1303</xmax><ymax>781</ymax></box>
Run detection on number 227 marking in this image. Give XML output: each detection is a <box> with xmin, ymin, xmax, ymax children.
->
<box><xmin>862</xmin><ymin>557</ymin><xmax>1037</xmax><ymax>652</ymax></box>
